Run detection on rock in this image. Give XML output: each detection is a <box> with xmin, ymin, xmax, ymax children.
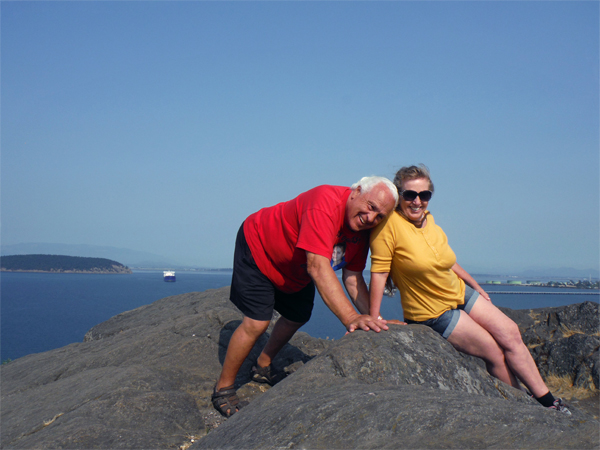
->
<box><xmin>501</xmin><ymin>302</ymin><xmax>600</xmax><ymax>391</ymax></box>
<box><xmin>286</xmin><ymin>324</ymin><xmax>528</xmax><ymax>402</ymax></box>
<box><xmin>0</xmin><ymin>288</ymin><xmax>330</xmax><ymax>449</ymax></box>
<box><xmin>532</xmin><ymin>334</ymin><xmax>600</xmax><ymax>390</ymax></box>
<box><xmin>1</xmin><ymin>289</ymin><xmax>598</xmax><ymax>450</ymax></box>
<box><xmin>194</xmin><ymin>324</ymin><xmax>598</xmax><ymax>450</ymax></box>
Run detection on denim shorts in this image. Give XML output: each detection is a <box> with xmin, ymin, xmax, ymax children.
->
<box><xmin>405</xmin><ymin>285</ymin><xmax>479</xmax><ymax>339</ymax></box>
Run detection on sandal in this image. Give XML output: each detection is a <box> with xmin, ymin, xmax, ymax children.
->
<box><xmin>211</xmin><ymin>384</ymin><xmax>248</xmax><ymax>418</ymax></box>
<box><xmin>251</xmin><ymin>364</ymin><xmax>281</xmax><ymax>386</ymax></box>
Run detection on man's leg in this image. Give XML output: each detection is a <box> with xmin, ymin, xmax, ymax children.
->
<box><xmin>256</xmin><ymin>316</ymin><xmax>305</xmax><ymax>368</ymax></box>
<box><xmin>216</xmin><ymin>316</ymin><xmax>270</xmax><ymax>391</ymax></box>
<box><xmin>254</xmin><ymin>282</ymin><xmax>315</xmax><ymax>370</ymax></box>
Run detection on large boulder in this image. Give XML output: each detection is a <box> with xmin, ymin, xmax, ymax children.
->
<box><xmin>501</xmin><ymin>302</ymin><xmax>600</xmax><ymax>391</ymax></box>
<box><xmin>194</xmin><ymin>323</ymin><xmax>598</xmax><ymax>450</ymax></box>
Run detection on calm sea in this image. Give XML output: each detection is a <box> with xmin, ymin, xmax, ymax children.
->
<box><xmin>1</xmin><ymin>271</ymin><xmax>598</xmax><ymax>361</ymax></box>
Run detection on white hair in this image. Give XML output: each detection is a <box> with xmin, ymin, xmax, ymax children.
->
<box><xmin>351</xmin><ymin>176</ymin><xmax>399</xmax><ymax>206</ymax></box>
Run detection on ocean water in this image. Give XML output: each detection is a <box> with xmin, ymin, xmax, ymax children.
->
<box><xmin>1</xmin><ymin>271</ymin><xmax>598</xmax><ymax>361</ymax></box>
<box><xmin>1</xmin><ymin>270</ymin><xmax>232</xmax><ymax>361</ymax></box>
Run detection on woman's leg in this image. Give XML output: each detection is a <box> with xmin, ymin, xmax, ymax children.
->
<box><xmin>447</xmin><ymin>310</ymin><xmax>520</xmax><ymax>389</ymax></box>
<box><xmin>466</xmin><ymin>298</ymin><xmax>550</xmax><ymax>398</ymax></box>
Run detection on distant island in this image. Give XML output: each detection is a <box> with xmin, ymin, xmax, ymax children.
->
<box><xmin>0</xmin><ymin>255</ymin><xmax>132</xmax><ymax>274</ymax></box>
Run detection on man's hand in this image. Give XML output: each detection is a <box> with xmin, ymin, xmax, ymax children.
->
<box><xmin>346</xmin><ymin>313</ymin><xmax>389</xmax><ymax>333</ymax></box>
<box><xmin>306</xmin><ymin>251</ymin><xmax>389</xmax><ymax>333</ymax></box>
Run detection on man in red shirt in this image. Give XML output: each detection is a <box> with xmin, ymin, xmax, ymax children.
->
<box><xmin>212</xmin><ymin>176</ymin><xmax>398</xmax><ymax>417</ymax></box>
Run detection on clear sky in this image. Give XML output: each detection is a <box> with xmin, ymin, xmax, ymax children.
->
<box><xmin>2</xmin><ymin>1</ymin><xmax>598</xmax><ymax>273</ymax></box>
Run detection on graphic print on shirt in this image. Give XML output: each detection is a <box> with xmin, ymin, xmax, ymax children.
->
<box><xmin>330</xmin><ymin>242</ymin><xmax>347</xmax><ymax>271</ymax></box>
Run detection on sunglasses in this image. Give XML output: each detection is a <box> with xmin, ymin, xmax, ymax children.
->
<box><xmin>400</xmin><ymin>190</ymin><xmax>433</xmax><ymax>202</ymax></box>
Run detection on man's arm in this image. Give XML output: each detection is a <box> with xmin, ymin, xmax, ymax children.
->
<box><xmin>368</xmin><ymin>272</ymin><xmax>406</xmax><ymax>325</ymax></box>
<box><xmin>306</xmin><ymin>251</ymin><xmax>388</xmax><ymax>333</ymax></box>
<box><xmin>342</xmin><ymin>268</ymin><xmax>370</xmax><ymax>314</ymax></box>
<box><xmin>368</xmin><ymin>271</ymin><xmax>388</xmax><ymax>319</ymax></box>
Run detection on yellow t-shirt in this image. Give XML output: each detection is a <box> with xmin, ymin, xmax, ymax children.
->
<box><xmin>370</xmin><ymin>210</ymin><xmax>465</xmax><ymax>322</ymax></box>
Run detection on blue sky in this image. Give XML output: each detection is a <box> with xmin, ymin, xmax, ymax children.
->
<box><xmin>2</xmin><ymin>1</ymin><xmax>598</xmax><ymax>273</ymax></box>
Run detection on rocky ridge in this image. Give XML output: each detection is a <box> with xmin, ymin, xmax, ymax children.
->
<box><xmin>0</xmin><ymin>287</ymin><xmax>598</xmax><ymax>449</ymax></box>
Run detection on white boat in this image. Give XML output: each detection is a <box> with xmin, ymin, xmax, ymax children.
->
<box><xmin>163</xmin><ymin>271</ymin><xmax>176</xmax><ymax>282</ymax></box>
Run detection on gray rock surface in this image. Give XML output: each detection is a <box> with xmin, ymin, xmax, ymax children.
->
<box><xmin>1</xmin><ymin>288</ymin><xmax>598</xmax><ymax>449</ymax></box>
<box><xmin>1</xmin><ymin>288</ymin><xmax>330</xmax><ymax>449</ymax></box>
<box><xmin>194</xmin><ymin>324</ymin><xmax>598</xmax><ymax>450</ymax></box>
<box><xmin>501</xmin><ymin>302</ymin><xmax>600</xmax><ymax>391</ymax></box>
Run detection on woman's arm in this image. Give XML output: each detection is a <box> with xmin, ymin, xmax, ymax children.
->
<box><xmin>451</xmin><ymin>263</ymin><xmax>491</xmax><ymax>301</ymax></box>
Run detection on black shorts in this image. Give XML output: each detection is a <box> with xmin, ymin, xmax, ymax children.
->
<box><xmin>230</xmin><ymin>224</ymin><xmax>315</xmax><ymax>323</ymax></box>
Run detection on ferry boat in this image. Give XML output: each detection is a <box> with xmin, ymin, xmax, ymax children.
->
<box><xmin>163</xmin><ymin>271</ymin><xmax>176</xmax><ymax>282</ymax></box>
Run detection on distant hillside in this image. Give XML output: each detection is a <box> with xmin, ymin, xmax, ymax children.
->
<box><xmin>1</xmin><ymin>243</ymin><xmax>175</xmax><ymax>267</ymax></box>
<box><xmin>0</xmin><ymin>255</ymin><xmax>132</xmax><ymax>274</ymax></box>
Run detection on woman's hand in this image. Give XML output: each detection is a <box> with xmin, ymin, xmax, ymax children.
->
<box><xmin>477</xmin><ymin>289</ymin><xmax>491</xmax><ymax>302</ymax></box>
<box><xmin>452</xmin><ymin>262</ymin><xmax>492</xmax><ymax>303</ymax></box>
<box><xmin>385</xmin><ymin>319</ymin><xmax>407</xmax><ymax>325</ymax></box>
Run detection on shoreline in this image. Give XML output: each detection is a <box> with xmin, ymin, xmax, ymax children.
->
<box><xmin>0</xmin><ymin>269</ymin><xmax>132</xmax><ymax>274</ymax></box>
<box><xmin>481</xmin><ymin>282</ymin><xmax>598</xmax><ymax>290</ymax></box>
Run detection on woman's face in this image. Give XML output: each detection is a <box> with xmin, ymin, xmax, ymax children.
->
<box><xmin>399</xmin><ymin>178</ymin><xmax>431</xmax><ymax>224</ymax></box>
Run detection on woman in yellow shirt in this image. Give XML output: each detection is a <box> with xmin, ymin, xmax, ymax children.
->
<box><xmin>369</xmin><ymin>164</ymin><xmax>569</xmax><ymax>414</ymax></box>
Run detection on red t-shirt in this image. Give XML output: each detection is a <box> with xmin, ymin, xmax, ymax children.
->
<box><xmin>243</xmin><ymin>185</ymin><xmax>370</xmax><ymax>293</ymax></box>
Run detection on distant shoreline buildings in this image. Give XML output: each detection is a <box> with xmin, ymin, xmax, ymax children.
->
<box><xmin>483</xmin><ymin>279</ymin><xmax>599</xmax><ymax>290</ymax></box>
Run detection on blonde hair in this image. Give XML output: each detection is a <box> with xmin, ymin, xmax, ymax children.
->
<box><xmin>393</xmin><ymin>165</ymin><xmax>434</xmax><ymax>216</ymax></box>
<box><xmin>393</xmin><ymin>164</ymin><xmax>434</xmax><ymax>193</ymax></box>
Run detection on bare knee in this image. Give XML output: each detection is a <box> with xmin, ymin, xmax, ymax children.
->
<box><xmin>499</xmin><ymin>320</ymin><xmax>525</xmax><ymax>351</ymax></box>
<box><xmin>239</xmin><ymin>317</ymin><xmax>270</xmax><ymax>338</ymax></box>
<box><xmin>276</xmin><ymin>315</ymin><xmax>306</xmax><ymax>330</ymax></box>
<box><xmin>480</xmin><ymin>344</ymin><xmax>508</xmax><ymax>368</ymax></box>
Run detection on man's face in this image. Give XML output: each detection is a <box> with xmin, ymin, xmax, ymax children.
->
<box><xmin>345</xmin><ymin>184</ymin><xmax>396</xmax><ymax>232</ymax></box>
